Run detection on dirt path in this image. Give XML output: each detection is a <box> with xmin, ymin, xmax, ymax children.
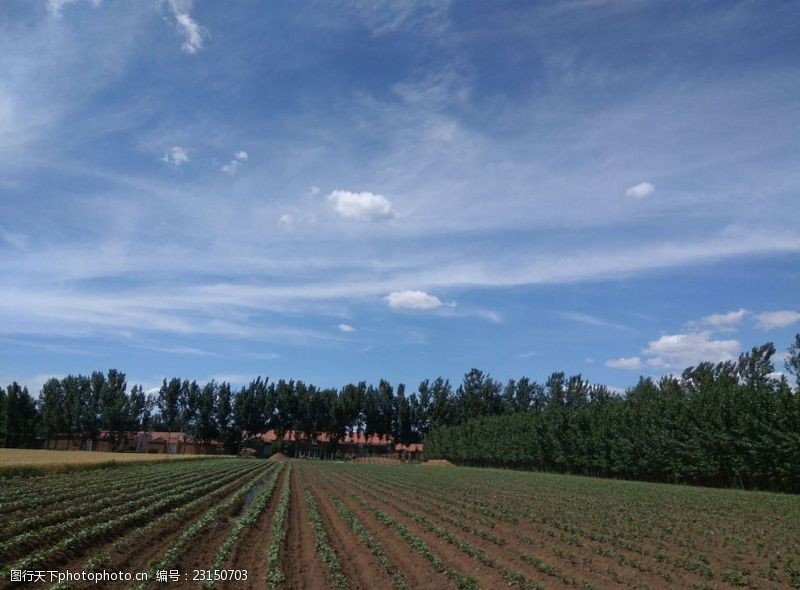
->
<box><xmin>282</xmin><ymin>467</ymin><xmax>328</xmax><ymax>590</ymax></box>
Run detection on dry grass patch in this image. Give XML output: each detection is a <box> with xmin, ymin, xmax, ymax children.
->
<box><xmin>0</xmin><ymin>449</ymin><xmax>218</xmax><ymax>477</ymax></box>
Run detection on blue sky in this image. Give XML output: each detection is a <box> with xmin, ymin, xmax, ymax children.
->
<box><xmin>1</xmin><ymin>0</ymin><xmax>799</xmax><ymax>394</ymax></box>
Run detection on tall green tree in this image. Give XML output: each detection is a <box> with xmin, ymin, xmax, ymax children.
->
<box><xmin>39</xmin><ymin>378</ymin><xmax>67</xmax><ymax>440</ymax></box>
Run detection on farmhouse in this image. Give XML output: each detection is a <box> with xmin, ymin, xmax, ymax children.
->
<box><xmin>255</xmin><ymin>429</ymin><xmax>420</xmax><ymax>460</ymax></box>
<box><xmin>44</xmin><ymin>430</ymin><xmax>224</xmax><ymax>455</ymax></box>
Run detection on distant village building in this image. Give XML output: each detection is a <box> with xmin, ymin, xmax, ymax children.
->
<box><xmin>256</xmin><ymin>430</ymin><xmax>422</xmax><ymax>460</ymax></box>
<box><xmin>44</xmin><ymin>431</ymin><xmax>224</xmax><ymax>455</ymax></box>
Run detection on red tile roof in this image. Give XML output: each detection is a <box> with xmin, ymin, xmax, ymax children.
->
<box><xmin>257</xmin><ymin>430</ymin><xmax>393</xmax><ymax>446</ymax></box>
<box><xmin>395</xmin><ymin>443</ymin><xmax>424</xmax><ymax>452</ymax></box>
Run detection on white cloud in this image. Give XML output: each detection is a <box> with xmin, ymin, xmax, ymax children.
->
<box><xmin>162</xmin><ymin>145</ymin><xmax>189</xmax><ymax>167</ymax></box>
<box><xmin>385</xmin><ymin>290</ymin><xmax>443</xmax><ymax>310</ymax></box>
<box><xmin>558</xmin><ymin>311</ymin><xmax>631</xmax><ymax>331</ymax></box>
<box><xmin>222</xmin><ymin>150</ymin><xmax>249</xmax><ymax>174</ymax></box>
<box><xmin>327</xmin><ymin>190</ymin><xmax>398</xmax><ymax>221</ymax></box>
<box><xmin>47</xmin><ymin>0</ymin><xmax>102</xmax><ymax>17</ymax></box>
<box><xmin>167</xmin><ymin>0</ymin><xmax>205</xmax><ymax>54</ymax></box>
<box><xmin>696</xmin><ymin>308</ymin><xmax>749</xmax><ymax>332</ymax></box>
<box><xmin>644</xmin><ymin>331</ymin><xmax>740</xmax><ymax>368</ymax></box>
<box><xmin>605</xmin><ymin>356</ymin><xmax>645</xmax><ymax>370</ymax></box>
<box><xmin>755</xmin><ymin>310</ymin><xmax>800</xmax><ymax>330</ymax></box>
<box><xmin>625</xmin><ymin>181</ymin><xmax>655</xmax><ymax>199</ymax></box>
<box><xmin>278</xmin><ymin>213</ymin><xmax>294</xmax><ymax>227</ymax></box>
<box><xmin>338</xmin><ymin>323</ymin><xmax>356</xmax><ymax>332</ymax></box>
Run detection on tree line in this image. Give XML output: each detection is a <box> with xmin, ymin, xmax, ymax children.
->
<box><xmin>0</xmin><ymin>371</ymin><xmax>446</xmax><ymax>454</ymax></box>
<box><xmin>426</xmin><ymin>337</ymin><xmax>800</xmax><ymax>492</ymax></box>
<box><xmin>1</xmin><ymin>335</ymin><xmax>798</xmax><ymax>491</ymax></box>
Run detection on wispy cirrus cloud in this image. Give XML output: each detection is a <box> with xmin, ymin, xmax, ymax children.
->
<box><xmin>690</xmin><ymin>308</ymin><xmax>749</xmax><ymax>332</ymax></box>
<box><xmin>1</xmin><ymin>1</ymin><xmax>798</xmax><ymax>388</ymax></box>
<box><xmin>166</xmin><ymin>0</ymin><xmax>205</xmax><ymax>54</ymax></box>
<box><xmin>558</xmin><ymin>312</ymin><xmax>631</xmax><ymax>331</ymax></box>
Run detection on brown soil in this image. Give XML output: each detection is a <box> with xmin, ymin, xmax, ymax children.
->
<box><xmin>57</xmin><ymin>465</ymin><xmax>264</xmax><ymax>590</ymax></box>
<box><xmin>310</xmin><ymin>467</ymin><xmax>457</xmax><ymax>590</ymax></box>
<box><xmin>358</xmin><ymin>469</ymin><xmax>714</xmax><ymax>589</ymax></box>
<box><xmin>226</xmin><ymin>466</ymin><xmax>288</xmax><ymax>590</ymax></box>
<box><xmin>267</xmin><ymin>452</ymin><xmax>288</xmax><ymax>462</ymax></box>
<box><xmin>299</xmin><ymin>465</ymin><xmax>396</xmax><ymax>590</ymax></box>
<box><xmin>422</xmin><ymin>459</ymin><xmax>454</xmax><ymax>466</ymax></box>
<box><xmin>283</xmin><ymin>467</ymin><xmax>329</xmax><ymax>589</ymax></box>
<box><xmin>323</xmin><ymin>469</ymin><xmax>510</xmax><ymax>589</ymax></box>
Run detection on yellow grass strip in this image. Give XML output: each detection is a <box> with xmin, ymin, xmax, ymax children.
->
<box><xmin>0</xmin><ymin>448</ymin><xmax>224</xmax><ymax>477</ymax></box>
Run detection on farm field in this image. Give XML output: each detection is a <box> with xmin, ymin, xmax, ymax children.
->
<box><xmin>1</xmin><ymin>459</ymin><xmax>799</xmax><ymax>589</ymax></box>
<box><xmin>0</xmin><ymin>449</ymin><xmax>214</xmax><ymax>473</ymax></box>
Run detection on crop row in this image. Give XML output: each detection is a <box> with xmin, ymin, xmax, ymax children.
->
<box><xmin>331</xmin><ymin>464</ymin><xmax>799</xmax><ymax>590</ymax></box>
<box><xmin>0</xmin><ymin>460</ymin><xmax>264</xmax><ymax>578</ymax></box>
<box><xmin>204</xmin><ymin>462</ymin><xmax>286</xmax><ymax>587</ymax></box>
<box><xmin>330</xmin><ymin>495</ymin><xmax>410</xmax><ymax>590</ymax></box>
<box><xmin>46</xmin><ymin>462</ymin><xmax>276</xmax><ymax>590</ymax></box>
<box><xmin>347</xmin><ymin>470</ymin><xmax>583</xmax><ymax>587</ymax></box>
<box><xmin>73</xmin><ymin>464</ymin><xmax>275</xmax><ymax>584</ymax></box>
<box><xmin>354</xmin><ymin>468</ymin><xmax>682</xmax><ymax>578</ymax></box>
<box><xmin>131</xmin><ymin>463</ymin><xmax>275</xmax><ymax>590</ymax></box>
<box><xmin>266</xmin><ymin>464</ymin><xmax>292</xmax><ymax>589</ymax></box>
<box><xmin>418</xmin><ymin>470</ymin><xmax>714</xmax><ymax>583</ymax></box>
<box><xmin>0</xmin><ymin>460</ymin><xmax>250</xmax><ymax>561</ymax></box>
<box><xmin>344</xmin><ymin>488</ymin><xmax>480</xmax><ymax>590</ymax></box>
<box><xmin>354</xmin><ymin>467</ymin><xmax>709</xmax><ymax>587</ymax></box>
<box><xmin>301</xmin><ymin>476</ymin><xmax>349</xmax><ymax>590</ymax></box>
<box><xmin>325</xmin><ymin>466</ymin><xmax>687</xmax><ymax>588</ymax></box>
<box><xmin>343</xmin><ymin>468</ymin><xmax>607</xmax><ymax>587</ymax></box>
<box><xmin>1</xmin><ymin>462</ymin><xmax>226</xmax><ymax>538</ymax></box>
<box><xmin>328</xmin><ymin>468</ymin><xmax>546</xmax><ymax>590</ymax></box>
<box><xmin>0</xmin><ymin>458</ymin><xmax>227</xmax><ymax>518</ymax></box>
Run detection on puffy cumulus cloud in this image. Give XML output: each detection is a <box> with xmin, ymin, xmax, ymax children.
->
<box><xmin>755</xmin><ymin>310</ymin><xmax>800</xmax><ymax>330</ymax></box>
<box><xmin>162</xmin><ymin>145</ymin><xmax>189</xmax><ymax>167</ymax></box>
<box><xmin>222</xmin><ymin>150</ymin><xmax>249</xmax><ymax>174</ymax></box>
<box><xmin>327</xmin><ymin>190</ymin><xmax>398</xmax><ymax>221</ymax></box>
<box><xmin>605</xmin><ymin>356</ymin><xmax>644</xmax><ymax>370</ymax></box>
<box><xmin>338</xmin><ymin>323</ymin><xmax>356</xmax><ymax>332</ymax></box>
<box><xmin>167</xmin><ymin>0</ymin><xmax>205</xmax><ymax>54</ymax></box>
<box><xmin>696</xmin><ymin>308</ymin><xmax>749</xmax><ymax>332</ymax></box>
<box><xmin>625</xmin><ymin>181</ymin><xmax>655</xmax><ymax>199</ymax></box>
<box><xmin>385</xmin><ymin>290</ymin><xmax>444</xmax><ymax>310</ymax></box>
<box><xmin>644</xmin><ymin>331</ymin><xmax>740</xmax><ymax>368</ymax></box>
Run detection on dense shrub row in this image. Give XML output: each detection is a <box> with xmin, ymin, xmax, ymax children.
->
<box><xmin>426</xmin><ymin>340</ymin><xmax>800</xmax><ymax>492</ymax></box>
